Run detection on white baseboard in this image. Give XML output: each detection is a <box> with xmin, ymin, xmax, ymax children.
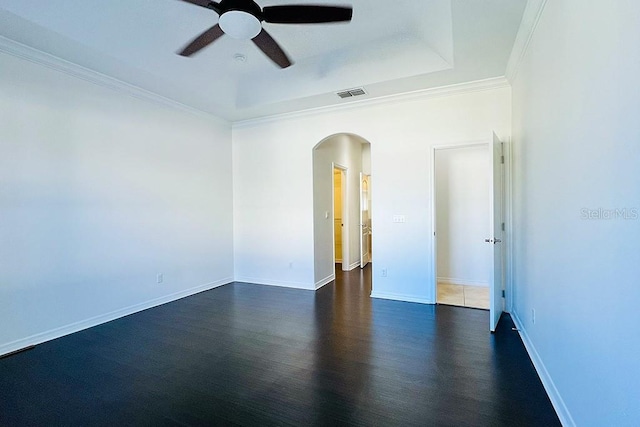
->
<box><xmin>511</xmin><ymin>311</ymin><xmax>575</xmax><ymax>427</ymax></box>
<box><xmin>370</xmin><ymin>291</ymin><xmax>434</xmax><ymax>305</ymax></box>
<box><xmin>0</xmin><ymin>278</ymin><xmax>233</xmax><ymax>358</ymax></box>
<box><xmin>234</xmin><ymin>277</ymin><xmax>316</xmax><ymax>291</ymax></box>
<box><xmin>346</xmin><ymin>261</ymin><xmax>361</xmax><ymax>271</ymax></box>
<box><xmin>437</xmin><ymin>277</ymin><xmax>489</xmax><ymax>287</ymax></box>
<box><xmin>314</xmin><ymin>274</ymin><xmax>335</xmax><ymax>290</ymax></box>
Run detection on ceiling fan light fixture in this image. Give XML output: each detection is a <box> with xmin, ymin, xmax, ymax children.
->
<box><xmin>219</xmin><ymin>10</ymin><xmax>262</xmax><ymax>40</ymax></box>
<box><xmin>177</xmin><ymin>0</ymin><xmax>354</xmax><ymax>68</ymax></box>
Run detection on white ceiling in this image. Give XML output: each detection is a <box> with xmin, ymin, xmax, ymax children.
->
<box><xmin>0</xmin><ymin>0</ymin><xmax>527</xmax><ymax>121</ymax></box>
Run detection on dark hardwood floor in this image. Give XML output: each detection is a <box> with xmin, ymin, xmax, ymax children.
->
<box><xmin>0</xmin><ymin>265</ymin><xmax>560</xmax><ymax>426</ymax></box>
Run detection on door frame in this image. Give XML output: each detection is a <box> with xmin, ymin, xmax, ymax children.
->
<box><xmin>429</xmin><ymin>138</ymin><xmax>512</xmax><ymax>327</ymax></box>
<box><xmin>332</xmin><ymin>163</ymin><xmax>348</xmax><ymax>271</ymax></box>
<box><xmin>360</xmin><ymin>172</ymin><xmax>372</xmax><ymax>268</ymax></box>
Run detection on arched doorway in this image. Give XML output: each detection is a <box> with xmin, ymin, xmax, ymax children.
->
<box><xmin>312</xmin><ymin>133</ymin><xmax>372</xmax><ymax>289</ymax></box>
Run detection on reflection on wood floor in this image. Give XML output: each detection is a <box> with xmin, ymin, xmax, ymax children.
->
<box><xmin>437</xmin><ymin>282</ymin><xmax>490</xmax><ymax>309</ymax></box>
<box><xmin>0</xmin><ymin>265</ymin><xmax>559</xmax><ymax>425</ymax></box>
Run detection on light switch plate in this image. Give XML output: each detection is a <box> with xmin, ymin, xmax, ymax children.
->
<box><xmin>393</xmin><ymin>215</ymin><xmax>406</xmax><ymax>223</ymax></box>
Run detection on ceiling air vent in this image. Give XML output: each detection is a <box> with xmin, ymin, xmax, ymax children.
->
<box><xmin>337</xmin><ymin>87</ymin><xmax>367</xmax><ymax>99</ymax></box>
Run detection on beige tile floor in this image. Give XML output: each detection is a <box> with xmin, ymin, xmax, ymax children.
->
<box><xmin>437</xmin><ymin>283</ymin><xmax>489</xmax><ymax>309</ymax></box>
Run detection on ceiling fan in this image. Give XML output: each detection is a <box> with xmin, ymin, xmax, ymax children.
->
<box><xmin>177</xmin><ymin>0</ymin><xmax>353</xmax><ymax>68</ymax></box>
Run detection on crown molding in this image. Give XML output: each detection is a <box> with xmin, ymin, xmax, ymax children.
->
<box><xmin>0</xmin><ymin>36</ymin><xmax>229</xmax><ymax>126</ymax></box>
<box><xmin>0</xmin><ymin>34</ymin><xmax>513</xmax><ymax>130</ymax></box>
<box><xmin>233</xmin><ymin>76</ymin><xmax>511</xmax><ymax>129</ymax></box>
<box><xmin>505</xmin><ymin>0</ymin><xmax>549</xmax><ymax>83</ymax></box>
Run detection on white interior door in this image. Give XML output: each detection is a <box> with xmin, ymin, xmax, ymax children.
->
<box><xmin>360</xmin><ymin>173</ymin><xmax>371</xmax><ymax>268</ymax></box>
<box><xmin>488</xmin><ymin>133</ymin><xmax>505</xmax><ymax>332</ymax></box>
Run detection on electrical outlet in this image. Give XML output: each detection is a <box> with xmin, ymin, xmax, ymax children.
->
<box><xmin>157</xmin><ymin>273</ymin><xmax>163</xmax><ymax>284</ymax></box>
<box><xmin>381</xmin><ymin>268</ymin><xmax>388</xmax><ymax>277</ymax></box>
<box><xmin>531</xmin><ymin>308</ymin><xmax>536</xmax><ymax>325</ymax></box>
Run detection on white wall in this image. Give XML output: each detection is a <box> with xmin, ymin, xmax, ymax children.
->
<box><xmin>435</xmin><ymin>145</ymin><xmax>490</xmax><ymax>286</ymax></box>
<box><xmin>510</xmin><ymin>1</ymin><xmax>640</xmax><ymax>425</ymax></box>
<box><xmin>312</xmin><ymin>134</ymin><xmax>366</xmax><ymax>287</ymax></box>
<box><xmin>0</xmin><ymin>50</ymin><xmax>234</xmax><ymax>355</ymax></box>
<box><xmin>233</xmin><ymin>86</ymin><xmax>511</xmax><ymax>302</ymax></box>
<box><xmin>362</xmin><ymin>143</ymin><xmax>372</xmax><ymax>175</ymax></box>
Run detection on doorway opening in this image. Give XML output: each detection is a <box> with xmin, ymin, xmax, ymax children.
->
<box><xmin>312</xmin><ymin>133</ymin><xmax>372</xmax><ymax>290</ymax></box>
<box><xmin>434</xmin><ymin>144</ymin><xmax>491</xmax><ymax>310</ymax></box>
<box><xmin>359</xmin><ymin>173</ymin><xmax>371</xmax><ymax>268</ymax></box>
<box><xmin>431</xmin><ymin>133</ymin><xmax>506</xmax><ymax>332</ymax></box>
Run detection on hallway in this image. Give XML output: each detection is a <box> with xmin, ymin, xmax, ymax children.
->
<box><xmin>0</xmin><ymin>266</ymin><xmax>559</xmax><ymax>425</ymax></box>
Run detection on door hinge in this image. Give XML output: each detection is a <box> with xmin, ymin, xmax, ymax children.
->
<box><xmin>501</xmin><ymin>155</ymin><xmax>504</xmax><ymax>164</ymax></box>
<box><xmin>501</xmin><ymin>290</ymin><xmax>505</xmax><ymax>298</ymax></box>
<box><xmin>501</xmin><ymin>222</ymin><xmax>505</xmax><ymax>231</ymax></box>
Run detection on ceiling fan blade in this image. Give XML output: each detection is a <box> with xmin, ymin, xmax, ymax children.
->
<box><xmin>252</xmin><ymin>29</ymin><xmax>292</xmax><ymax>68</ymax></box>
<box><xmin>177</xmin><ymin>0</ymin><xmax>221</xmax><ymax>13</ymax></box>
<box><xmin>178</xmin><ymin>24</ymin><xmax>225</xmax><ymax>57</ymax></box>
<box><xmin>262</xmin><ymin>5</ymin><xmax>353</xmax><ymax>24</ymax></box>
